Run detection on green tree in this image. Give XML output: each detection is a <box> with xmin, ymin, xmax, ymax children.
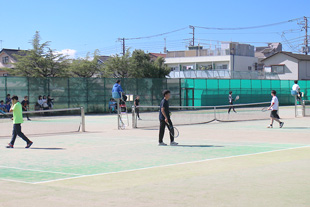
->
<box><xmin>103</xmin><ymin>49</ymin><xmax>131</xmax><ymax>78</ymax></box>
<box><xmin>9</xmin><ymin>31</ymin><xmax>69</xmax><ymax>77</ymax></box>
<box><xmin>68</xmin><ymin>50</ymin><xmax>102</xmax><ymax>78</ymax></box>
<box><xmin>130</xmin><ymin>50</ymin><xmax>170</xmax><ymax>78</ymax></box>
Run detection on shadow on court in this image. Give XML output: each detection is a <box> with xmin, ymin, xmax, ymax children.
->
<box><xmin>8</xmin><ymin>147</ymin><xmax>66</xmax><ymax>150</ymax></box>
<box><xmin>172</xmin><ymin>145</ymin><xmax>223</xmax><ymax>148</ymax></box>
<box><xmin>283</xmin><ymin>127</ymin><xmax>310</xmax><ymax>129</ymax></box>
<box><xmin>30</xmin><ymin>147</ymin><xmax>66</xmax><ymax>150</ymax></box>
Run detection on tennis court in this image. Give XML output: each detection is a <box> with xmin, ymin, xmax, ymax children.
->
<box><xmin>0</xmin><ymin>106</ymin><xmax>309</xmax><ymax>207</ymax></box>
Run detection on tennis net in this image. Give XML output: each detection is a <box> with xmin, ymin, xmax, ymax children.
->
<box><xmin>132</xmin><ymin>102</ymin><xmax>270</xmax><ymax>128</ymax></box>
<box><xmin>0</xmin><ymin>107</ymin><xmax>85</xmax><ymax>137</ymax></box>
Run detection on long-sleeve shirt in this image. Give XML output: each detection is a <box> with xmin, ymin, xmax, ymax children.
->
<box><xmin>112</xmin><ymin>83</ymin><xmax>123</xmax><ymax>98</ymax></box>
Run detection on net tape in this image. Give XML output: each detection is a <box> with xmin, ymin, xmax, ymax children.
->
<box><xmin>133</xmin><ymin>102</ymin><xmax>270</xmax><ymax>128</ymax></box>
<box><xmin>0</xmin><ymin>107</ymin><xmax>84</xmax><ymax>137</ymax></box>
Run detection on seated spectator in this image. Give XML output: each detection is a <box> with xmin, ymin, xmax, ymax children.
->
<box><xmin>6</xmin><ymin>94</ymin><xmax>11</xmax><ymax>105</ymax></box>
<box><xmin>109</xmin><ymin>98</ymin><xmax>117</xmax><ymax>113</ymax></box>
<box><xmin>36</xmin><ymin>95</ymin><xmax>44</xmax><ymax>110</ymax></box>
<box><xmin>5</xmin><ymin>101</ymin><xmax>11</xmax><ymax>112</ymax></box>
<box><xmin>42</xmin><ymin>95</ymin><xmax>49</xmax><ymax>110</ymax></box>
<box><xmin>0</xmin><ymin>100</ymin><xmax>6</xmax><ymax>114</ymax></box>
<box><xmin>47</xmin><ymin>95</ymin><xmax>54</xmax><ymax>109</ymax></box>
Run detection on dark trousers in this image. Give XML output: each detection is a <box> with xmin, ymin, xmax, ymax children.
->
<box><xmin>228</xmin><ymin>103</ymin><xmax>236</xmax><ymax>113</ymax></box>
<box><xmin>159</xmin><ymin>119</ymin><xmax>174</xmax><ymax>143</ymax></box>
<box><xmin>23</xmin><ymin>109</ymin><xmax>30</xmax><ymax>120</ymax></box>
<box><xmin>136</xmin><ymin>108</ymin><xmax>140</xmax><ymax>118</ymax></box>
<box><xmin>10</xmin><ymin>124</ymin><xmax>31</xmax><ymax>145</ymax></box>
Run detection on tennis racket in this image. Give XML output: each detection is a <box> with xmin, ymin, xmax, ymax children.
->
<box><xmin>167</xmin><ymin>122</ymin><xmax>179</xmax><ymax>138</ymax></box>
<box><xmin>235</xmin><ymin>95</ymin><xmax>240</xmax><ymax>101</ymax></box>
<box><xmin>262</xmin><ymin>107</ymin><xmax>269</xmax><ymax>112</ymax></box>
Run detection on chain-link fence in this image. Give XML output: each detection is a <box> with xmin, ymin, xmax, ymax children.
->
<box><xmin>0</xmin><ymin>77</ymin><xmax>307</xmax><ymax>113</ymax></box>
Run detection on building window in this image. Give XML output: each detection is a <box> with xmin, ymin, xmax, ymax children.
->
<box><xmin>271</xmin><ymin>65</ymin><xmax>284</xmax><ymax>74</ymax></box>
<box><xmin>2</xmin><ymin>56</ymin><xmax>9</xmax><ymax>64</ymax></box>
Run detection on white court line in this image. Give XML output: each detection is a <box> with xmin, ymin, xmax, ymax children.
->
<box><xmin>32</xmin><ymin>145</ymin><xmax>310</xmax><ymax>185</ymax></box>
<box><xmin>0</xmin><ymin>166</ymin><xmax>82</xmax><ymax>176</ymax></box>
<box><xmin>0</xmin><ymin>178</ymin><xmax>33</xmax><ymax>184</ymax></box>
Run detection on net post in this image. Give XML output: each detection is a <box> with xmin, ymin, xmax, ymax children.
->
<box><xmin>302</xmin><ymin>100</ymin><xmax>305</xmax><ymax>117</ymax></box>
<box><xmin>132</xmin><ymin>105</ymin><xmax>136</xmax><ymax>128</ymax></box>
<box><xmin>81</xmin><ymin>107</ymin><xmax>86</xmax><ymax>132</ymax></box>
<box><xmin>214</xmin><ymin>106</ymin><xmax>217</xmax><ymax>120</ymax></box>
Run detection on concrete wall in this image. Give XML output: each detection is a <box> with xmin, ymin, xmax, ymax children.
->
<box><xmin>0</xmin><ymin>52</ymin><xmax>15</xmax><ymax>71</ymax></box>
<box><xmin>262</xmin><ymin>54</ymin><xmax>299</xmax><ymax>80</ymax></box>
<box><xmin>231</xmin><ymin>56</ymin><xmax>258</xmax><ymax>71</ymax></box>
<box><xmin>165</xmin><ymin>55</ymin><xmax>258</xmax><ymax>72</ymax></box>
<box><xmin>299</xmin><ymin>61</ymin><xmax>310</xmax><ymax>80</ymax></box>
<box><xmin>165</xmin><ymin>55</ymin><xmax>231</xmax><ymax>65</ymax></box>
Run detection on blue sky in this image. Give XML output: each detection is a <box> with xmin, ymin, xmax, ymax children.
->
<box><xmin>0</xmin><ymin>0</ymin><xmax>309</xmax><ymax>58</ymax></box>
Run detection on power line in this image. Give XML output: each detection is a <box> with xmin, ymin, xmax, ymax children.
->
<box><xmin>124</xmin><ymin>27</ymin><xmax>188</xmax><ymax>40</ymax></box>
<box><xmin>193</xmin><ymin>17</ymin><xmax>302</xmax><ymax>30</ymax></box>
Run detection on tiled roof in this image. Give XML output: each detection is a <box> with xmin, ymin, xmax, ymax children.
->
<box><xmin>262</xmin><ymin>51</ymin><xmax>310</xmax><ymax>62</ymax></box>
<box><xmin>0</xmin><ymin>48</ymin><xmax>27</xmax><ymax>61</ymax></box>
<box><xmin>149</xmin><ymin>53</ymin><xmax>166</xmax><ymax>58</ymax></box>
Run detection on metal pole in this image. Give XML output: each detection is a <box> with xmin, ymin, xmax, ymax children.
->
<box><xmin>81</xmin><ymin>107</ymin><xmax>85</xmax><ymax>132</ymax></box>
<box><xmin>294</xmin><ymin>96</ymin><xmax>297</xmax><ymax>117</ymax></box>
<box><xmin>214</xmin><ymin>106</ymin><xmax>217</xmax><ymax>120</ymax></box>
<box><xmin>117</xmin><ymin>98</ymin><xmax>120</xmax><ymax>129</ymax></box>
<box><xmin>132</xmin><ymin>105</ymin><xmax>136</xmax><ymax>128</ymax></box>
<box><xmin>302</xmin><ymin>100</ymin><xmax>305</xmax><ymax>117</ymax></box>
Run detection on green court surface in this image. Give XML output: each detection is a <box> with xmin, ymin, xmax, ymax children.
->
<box><xmin>0</xmin><ymin>107</ymin><xmax>309</xmax><ymax>207</ymax></box>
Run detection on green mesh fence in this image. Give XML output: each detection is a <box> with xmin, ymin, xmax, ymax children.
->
<box><xmin>0</xmin><ymin>77</ymin><xmax>309</xmax><ymax>113</ymax></box>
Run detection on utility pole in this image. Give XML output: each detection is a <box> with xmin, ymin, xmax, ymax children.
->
<box><xmin>189</xmin><ymin>25</ymin><xmax>195</xmax><ymax>46</ymax></box>
<box><xmin>164</xmin><ymin>38</ymin><xmax>167</xmax><ymax>53</ymax></box>
<box><xmin>118</xmin><ymin>38</ymin><xmax>126</xmax><ymax>56</ymax></box>
<box><xmin>304</xmin><ymin>16</ymin><xmax>308</xmax><ymax>55</ymax></box>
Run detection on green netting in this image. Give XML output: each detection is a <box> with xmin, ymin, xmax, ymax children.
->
<box><xmin>0</xmin><ymin>77</ymin><xmax>308</xmax><ymax>113</ymax></box>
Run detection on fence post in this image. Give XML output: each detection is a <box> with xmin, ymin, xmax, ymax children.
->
<box><xmin>67</xmin><ymin>78</ymin><xmax>70</xmax><ymax>108</ymax></box>
<box><xmin>103</xmin><ymin>77</ymin><xmax>106</xmax><ymax>113</ymax></box>
<box><xmin>179</xmin><ymin>78</ymin><xmax>182</xmax><ymax>106</ymax></box>
<box><xmin>4</xmin><ymin>76</ymin><xmax>7</xmax><ymax>97</ymax></box>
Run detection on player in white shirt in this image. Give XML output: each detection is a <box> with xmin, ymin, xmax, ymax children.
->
<box><xmin>292</xmin><ymin>80</ymin><xmax>302</xmax><ymax>101</ymax></box>
<box><xmin>267</xmin><ymin>90</ymin><xmax>284</xmax><ymax>128</ymax></box>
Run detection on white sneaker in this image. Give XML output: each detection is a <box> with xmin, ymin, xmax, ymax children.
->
<box><xmin>170</xmin><ymin>141</ymin><xmax>179</xmax><ymax>146</ymax></box>
<box><xmin>267</xmin><ymin>125</ymin><xmax>273</xmax><ymax>128</ymax></box>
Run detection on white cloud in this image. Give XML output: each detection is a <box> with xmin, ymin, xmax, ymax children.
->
<box><xmin>54</xmin><ymin>49</ymin><xmax>77</xmax><ymax>59</ymax></box>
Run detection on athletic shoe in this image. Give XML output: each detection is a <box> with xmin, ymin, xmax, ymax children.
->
<box><xmin>267</xmin><ymin>125</ymin><xmax>273</xmax><ymax>128</ymax></box>
<box><xmin>27</xmin><ymin>118</ymin><xmax>31</xmax><ymax>121</ymax></box>
<box><xmin>25</xmin><ymin>141</ymin><xmax>33</xmax><ymax>148</ymax></box>
<box><xmin>6</xmin><ymin>143</ymin><xmax>13</xmax><ymax>148</ymax></box>
<box><xmin>170</xmin><ymin>141</ymin><xmax>179</xmax><ymax>146</ymax></box>
<box><xmin>158</xmin><ymin>142</ymin><xmax>167</xmax><ymax>146</ymax></box>
<box><xmin>280</xmin><ymin>122</ymin><xmax>284</xmax><ymax>128</ymax></box>
<box><xmin>138</xmin><ymin>118</ymin><xmax>142</xmax><ymax>120</ymax></box>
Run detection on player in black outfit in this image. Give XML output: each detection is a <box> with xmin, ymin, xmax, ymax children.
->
<box><xmin>158</xmin><ymin>90</ymin><xmax>178</xmax><ymax>146</ymax></box>
<box><xmin>228</xmin><ymin>91</ymin><xmax>237</xmax><ymax>114</ymax></box>
<box><xmin>134</xmin><ymin>96</ymin><xmax>141</xmax><ymax>120</ymax></box>
<box><xmin>21</xmin><ymin>96</ymin><xmax>31</xmax><ymax>121</ymax></box>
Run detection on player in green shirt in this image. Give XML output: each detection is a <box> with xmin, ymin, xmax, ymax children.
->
<box><xmin>6</xmin><ymin>96</ymin><xmax>33</xmax><ymax>148</ymax></box>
